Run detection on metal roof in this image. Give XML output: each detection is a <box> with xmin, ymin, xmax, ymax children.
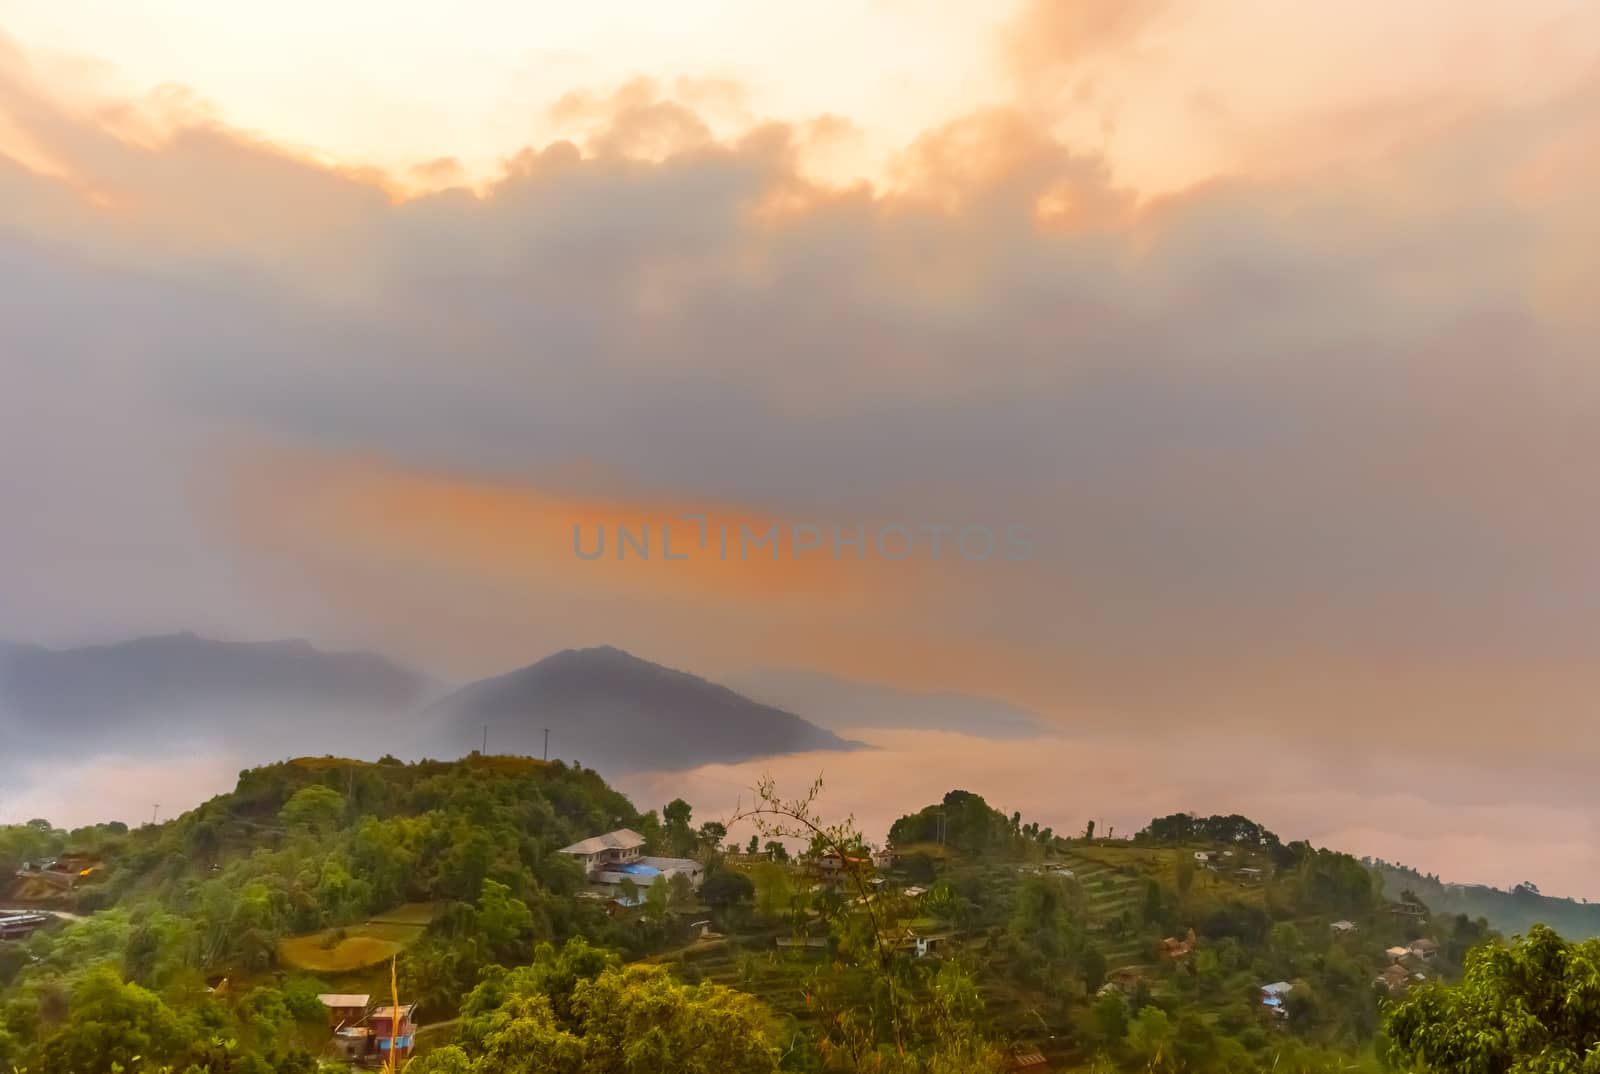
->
<box><xmin>558</xmin><ymin>829</ymin><xmax>646</xmax><ymax>856</ymax></box>
<box><xmin>317</xmin><ymin>994</ymin><xmax>371</xmax><ymax>1007</ymax></box>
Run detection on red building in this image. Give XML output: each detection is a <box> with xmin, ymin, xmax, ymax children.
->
<box><xmin>370</xmin><ymin>1004</ymin><xmax>416</xmax><ymax>1064</ymax></box>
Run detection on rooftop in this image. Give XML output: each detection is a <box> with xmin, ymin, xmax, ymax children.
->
<box><xmin>559</xmin><ymin>828</ymin><xmax>647</xmax><ymax>856</ymax></box>
<box><xmin>317</xmin><ymin>994</ymin><xmax>371</xmax><ymax>1008</ymax></box>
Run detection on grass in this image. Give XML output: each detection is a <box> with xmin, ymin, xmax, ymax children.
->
<box><xmin>369</xmin><ymin>901</ymin><xmax>440</xmax><ymax>927</ymax></box>
<box><xmin>278</xmin><ymin>903</ymin><xmax>436</xmax><ymax>972</ymax></box>
<box><xmin>279</xmin><ymin>932</ymin><xmax>408</xmax><ymax>973</ymax></box>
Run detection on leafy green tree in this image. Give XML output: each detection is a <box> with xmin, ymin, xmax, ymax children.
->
<box><xmin>663</xmin><ymin>799</ymin><xmax>695</xmax><ymax>856</ymax></box>
<box><xmin>1387</xmin><ymin>925</ymin><xmax>1600</xmax><ymax>1074</ymax></box>
<box><xmin>1094</xmin><ymin>991</ymin><xmax>1129</xmax><ymax>1041</ymax></box>
<box><xmin>1127</xmin><ymin>1005</ymin><xmax>1175</xmax><ymax>1074</ymax></box>
<box><xmin>35</xmin><ymin>967</ymin><xmax>189</xmax><ymax>1074</ymax></box>
<box><xmin>449</xmin><ymin>947</ymin><xmax>778</xmax><ymax>1073</ymax></box>
<box><xmin>702</xmin><ymin>868</ymin><xmax>755</xmax><ymax>910</ymax></box>
<box><xmin>477</xmin><ymin>878</ymin><xmax>536</xmax><ymax>962</ymax></box>
<box><xmin>645</xmin><ymin>874</ymin><xmax>671</xmax><ymax>923</ymax></box>
<box><xmin>1082</xmin><ymin>946</ymin><xmax>1108</xmax><ymax>993</ymax></box>
<box><xmin>698</xmin><ymin>821</ymin><xmax>727</xmax><ymax>851</ymax></box>
<box><xmin>278</xmin><ymin>784</ymin><xmax>346</xmax><ymax>834</ymax></box>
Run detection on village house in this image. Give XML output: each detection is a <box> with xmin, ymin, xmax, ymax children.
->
<box><xmin>558</xmin><ymin>828</ymin><xmax>704</xmax><ymax>894</ymax></box>
<box><xmin>1098</xmin><ymin>966</ymin><xmax>1144</xmax><ymax>997</ymax></box>
<box><xmin>872</xmin><ymin>847</ymin><xmax>898</xmax><ymax>870</ymax></box>
<box><xmin>1385</xmin><ymin>899</ymin><xmax>1428</xmax><ymax>918</ymax></box>
<box><xmin>605</xmin><ymin>891</ymin><xmax>648</xmax><ymax>916</ymax></box>
<box><xmin>1160</xmin><ymin>936</ymin><xmax>1195</xmax><ymax>960</ymax></box>
<box><xmin>815</xmin><ymin>851</ymin><xmax>872</xmax><ymax>877</ymax></box>
<box><xmin>1237</xmin><ymin>867</ymin><xmax>1264</xmax><ymax>882</ymax></box>
<box><xmin>316</xmin><ymin>993</ymin><xmax>369</xmax><ymax>1029</ymax></box>
<box><xmin>1010</xmin><ymin>1049</ymin><xmax>1051</xmax><ymax>1072</ymax></box>
<box><xmin>371</xmin><ymin>1004</ymin><xmax>416</xmax><ymax>1065</ymax></box>
<box><xmin>1330</xmin><ymin>920</ymin><xmax>1357</xmax><ymax>933</ymax></box>
<box><xmin>0</xmin><ymin>913</ymin><xmax>51</xmax><ymax>940</ymax></box>
<box><xmin>1376</xmin><ymin>964</ymin><xmax>1412</xmax><ymax>995</ymax></box>
<box><xmin>558</xmin><ymin>829</ymin><xmax>646</xmax><ymax>875</ymax></box>
<box><xmin>1386</xmin><ymin>945</ymin><xmax>1412</xmax><ymax>961</ymax></box>
<box><xmin>1408</xmin><ymin>938</ymin><xmax>1439</xmax><ymax>960</ymax></box>
<box><xmin>1260</xmin><ymin>981</ymin><xmax>1293</xmax><ymax>1017</ymax></box>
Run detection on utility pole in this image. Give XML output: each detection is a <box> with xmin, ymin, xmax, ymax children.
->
<box><xmin>543</xmin><ymin>728</ymin><xmax>550</xmax><ymax>761</ymax></box>
<box><xmin>151</xmin><ymin>803</ymin><xmax>160</xmax><ymax>826</ymax></box>
<box><xmin>482</xmin><ymin>725</ymin><xmax>488</xmax><ymax>755</ymax></box>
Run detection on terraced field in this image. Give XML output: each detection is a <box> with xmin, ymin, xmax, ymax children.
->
<box><xmin>1057</xmin><ymin>850</ymin><xmax>1154</xmax><ymax>967</ymax></box>
<box><xmin>278</xmin><ymin>901</ymin><xmax>438</xmax><ymax>973</ymax></box>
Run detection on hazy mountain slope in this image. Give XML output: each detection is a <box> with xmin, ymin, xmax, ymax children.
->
<box><xmin>723</xmin><ymin>667</ymin><xmax>1049</xmax><ymax>739</ymax></box>
<box><xmin>428</xmin><ymin>646</ymin><xmax>864</xmax><ymax>773</ymax></box>
<box><xmin>1372</xmin><ymin>859</ymin><xmax>1600</xmax><ymax>940</ymax></box>
<box><xmin>0</xmin><ymin>633</ymin><xmax>439</xmax><ymax>759</ymax></box>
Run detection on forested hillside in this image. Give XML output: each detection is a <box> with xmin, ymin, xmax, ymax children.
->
<box><xmin>0</xmin><ymin>764</ymin><xmax>1575</xmax><ymax>1074</ymax></box>
<box><xmin>1369</xmin><ymin>859</ymin><xmax>1600</xmax><ymax>940</ymax></box>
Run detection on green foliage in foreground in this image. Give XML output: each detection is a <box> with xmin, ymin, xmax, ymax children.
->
<box><xmin>1387</xmin><ymin>925</ymin><xmax>1600</xmax><ymax>1074</ymax></box>
<box><xmin>411</xmin><ymin>938</ymin><xmax>779</xmax><ymax>1074</ymax></box>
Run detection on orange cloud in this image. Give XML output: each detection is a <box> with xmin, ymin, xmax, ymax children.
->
<box><xmin>209</xmin><ymin>443</ymin><xmax>1053</xmax><ymax>704</ymax></box>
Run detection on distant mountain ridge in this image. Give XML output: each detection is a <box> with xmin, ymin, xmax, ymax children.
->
<box><xmin>1370</xmin><ymin>859</ymin><xmax>1600</xmax><ymax>941</ymax></box>
<box><xmin>723</xmin><ymin>667</ymin><xmax>1050</xmax><ymax>739</ymax></box>
<box><xmin>0</xmin><ymin>632</ymin><xmax>439</xmax><ymax>758</ymax></box>
<box><xmin>426</xmin><ymin>645</ymin><xmax>864</xmax><ymax>772</ymax></box>
<box><xmin>3</xmin><ymin>635</ymin><xmax>862</xmax><ymax>777</ymax></box>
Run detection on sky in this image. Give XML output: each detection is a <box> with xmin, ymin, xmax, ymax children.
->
<box><xmin>2</xmin><ymin>3</ymin><xmax>1599</xmax><ymax>892</ymax></box>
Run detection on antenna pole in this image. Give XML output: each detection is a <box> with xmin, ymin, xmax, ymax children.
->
<box><xmin>482</xmin><ymin>724</ymin><xmax>488</xmax><ymax>755</ymax></box>
<box><xmin>543</xmin><ymin>728</ymin><xmax>550</xmax><ymax>761</ymax></box>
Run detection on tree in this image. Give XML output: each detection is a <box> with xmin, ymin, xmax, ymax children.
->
<box><xmin>1387</xmin><ymin>925</ymin><xmax>1600</xmax><ymax>1074</ymax></box>
<box><xmin>278</xmin><ymin>784</ymin><xmax>346</xmax><ymax>834</ymax></box>
<box><xmin>702</xmin><ymin>869</ymin><xmax>754</xmax><ymax>910</ymax></box>
<box><xmin>447</xmin><ymin>950</ymin><xmax>779</xmax><ymax>1073</ymax></box>
<box><xmin>645</xmin><ymin>875</ymin><xmax>671</xmax><ymax>923</ymax></box>
<box><xmin>36</xmin><ymin>967</ymin><xmax>190</xmax><ymax>1074</ymax></box>
<box><xmin>1174</xmin><ymin>856</ymin><xmax>1196</xmax><ymax>899</ymax></box>
<box><xmin>662</xmin><ymin>803</ymin><xmax>694</xmax><ymax>864</ymax></box>
<box><xmin>1094</xmin><ymin>991</ymin><xmax>1129</xmax><ymax>1042</ymax></box>
<box><xmin>1082</xmin><ymin>947</ymin><xmax>1108</xmax><ymax>993</ymax></box>
<box><xmin>476</xmin><ymin>879</ymin><xmax>536</xmax><ymax>963</ymax></box>
<box><xmin>697</xmin><ymin>821</ymin><xmax>727</xmax><ymax>851</ymax></box>
<box><xmin>1127</xmin><ymin>1005</ymin><xmax>1176</xmax><ymax>1074</ymax></box>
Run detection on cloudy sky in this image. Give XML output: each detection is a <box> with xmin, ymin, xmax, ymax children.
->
<box><xmin>2</xmin><ymin>3</ymin><xmax>1599</xmax><ymax>891</ymax></box>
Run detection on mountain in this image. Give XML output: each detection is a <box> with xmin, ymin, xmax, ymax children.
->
<box><xmin>1371</xmin><ymin>859</ymin><xmax>1600</xmax><ymax>941</ymax></box>
<box><xmin>722</xmin><ymin>667</ymin><xmax>1049</xmax><ymax>739</ymax></box>
<box><xmin>427</xmin><ymin>646</ymin><xmax>864</xmax><ymax>773</ymax></box>
<box><xmin>0</xmin><ymin>633</ymin><xmax>439</xmax><ymax>760</ymax></box>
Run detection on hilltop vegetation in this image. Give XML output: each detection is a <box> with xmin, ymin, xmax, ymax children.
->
<box><xmin>0</xmin><ymin>762</ymin><xmax>1579</xmax><ymax>1074</ymax></box>
<box><xmin>1369</xmin><ymin>859</ymin><xmax>1600</xmax><ymax>941</ymax></box>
